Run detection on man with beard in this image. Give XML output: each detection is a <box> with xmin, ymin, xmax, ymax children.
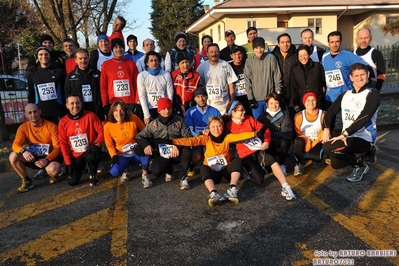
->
<box><xmin>196</xmin><ymin>43</ymin><xmax>237</xmax><ymax>114</ymax></box>
<box><xmin>135</xmin><ymin>98</ymin><xmax>194</xmax><ymax>190</ymax></box>
<box><xmin>321</xmin><ymin>31</ymin><xmax>369</xmax><ymax>114</ymax></box>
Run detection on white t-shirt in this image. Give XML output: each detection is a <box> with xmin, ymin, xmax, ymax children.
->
<box><xmin>197</xmin><ymin>59</ymin><xmax>238</xmax><ymax>114</ymax></box>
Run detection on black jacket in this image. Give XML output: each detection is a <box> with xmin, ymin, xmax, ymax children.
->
<box><xmin>257</xmin><ymin>110</ymin><xmax>293</xmax><ymax>141</ymax></box>
<box><xmin>290</xmin><ymin>59</ymin><xmax>326</xmax><ymax>108</ymax></box>
<box><xmin>64</xmin><ymin>66</ymin><xmax>104</xmax><ymax>120</ymax></box>
<box><xmin>272</xmin><ymin>45</ymin><xmax>298</xmax><ymax>98</ymax></box>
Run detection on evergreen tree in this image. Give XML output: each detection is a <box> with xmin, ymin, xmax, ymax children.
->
<box><xmin>150</xmin><ymin>0</ymin><xmax>204</xmax><ymax>56</ymax></box>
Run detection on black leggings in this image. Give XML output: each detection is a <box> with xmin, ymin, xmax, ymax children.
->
<box><xmin>68</xmin><ymin>149</ymin><xmax>101</xmax><ymax>186</ymax></box>
<box><xmin>242</xmin><ymin>151</ymin><xmax>276</xmax><ymax>184</ymax></box>
<box><xmin>200</xmin><ymin>157</ymin><xmax>242</xmax><ymax>184</ymax></box>
<box><xmin>322</xmin><ymin>137</ymin><xmax>371</xmax><ymax>169</ymax></box>
<box><xmin>293</xmin><ymin>138</ymin><xmax>323</xmax><ymax>163</ymax></box>
<box><xmin>151</xmin><ymin>147</ymin><xmax>191</xmax><ymax>179</ymax></box>
<box><xmin>268</xmin><ymin>138</ymin><xmax>291</xmax><ymax>165</ymax></box>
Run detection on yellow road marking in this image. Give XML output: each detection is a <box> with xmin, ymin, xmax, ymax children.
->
<box><xmin>292</xmin><ymin>163</ymin><xmax>399</xmax><ymax>265</ymax></box>
<box><xmin>0</xmin><ymin>208</ymin><xmax>113</xmax><ymax>264</ymax></box>
<box><xmin>110</xmin><ymin>183</ymin><xmax>129</xmax><ymax>266</ymax></box>
<box><xmin>0</xmin><ymin>177</ymin><xmax>119</xmax><ymax>230</ymax></box>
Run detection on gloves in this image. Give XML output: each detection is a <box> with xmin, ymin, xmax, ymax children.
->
<box><xmin>256</xmin><ymin>124</ymin><xmax>268</xmax><ymax>139</ymax></box>
<box><xmin>84</xmin><ymin>144</ymin><xmax>101</xmax><ymax>161</ymax></box>
<box><xmin>110</xmin><ymin>155</ymin><xmax>119</xmax><ymax>167</ymax></box>
<box><xmin>249</xmin><ymin>99</ymin><xmax>258</xmax><ymax>109</ymax></box>
<box><xmin>154</xmin><ymin>138</ymin><xmax>173</xmax><ymax>145</ymax></box>
<box><xmin>67</xmin><ymin>164</ymin><xmax>75</xmax><ymax>176</ymax></box>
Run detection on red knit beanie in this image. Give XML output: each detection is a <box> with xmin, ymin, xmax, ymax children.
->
<box><xmin>302</xmin><ymin>92</ymin><xmax>317</xmax><ymax>106</ymax></box>
<box><xmin>157</xmin><ymin>98</ymin><xmax>172</xmax><ymax>112</ymax></box>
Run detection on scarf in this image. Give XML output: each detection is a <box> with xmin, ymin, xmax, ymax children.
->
<box><xmin>148</xmin><ymin>67</ymin><xmax>161</xmax><ymax>76</ymax></box>
<box><xmin>266</xmin><ymin>107</ymin><xmax>281</xmax><ymax>117</ymax></box>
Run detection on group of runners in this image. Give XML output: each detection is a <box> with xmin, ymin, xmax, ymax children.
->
<box><xmin>8</xmin><ymin>18</ymin><xmax>384</xmax><ymax>207</ymax></box>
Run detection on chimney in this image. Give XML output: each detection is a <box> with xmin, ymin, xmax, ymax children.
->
<box><xmin>214</xmin><ymin>0</ymin><xmax>220</xmax><ymax>6</ymax></box>
<box><xmin>204</xmin><ymin>5</ymin><xmax>210</xmax><ymax>12</ymax></box>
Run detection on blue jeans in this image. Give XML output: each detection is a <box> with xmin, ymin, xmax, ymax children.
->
<box><xmin>109</xmin><ymin>154</ymin><xmax>151</xmax><ymax>177</ymax></box>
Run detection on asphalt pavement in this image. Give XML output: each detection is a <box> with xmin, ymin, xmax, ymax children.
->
<box><xmin>0</xmin><ymin>128</ymin><xmax>398</xmax><ymax>265</ymax></box>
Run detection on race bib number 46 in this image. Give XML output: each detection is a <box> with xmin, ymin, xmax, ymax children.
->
<box><xmin>207</xmin><ymin>155</ymin><xmax>227</xmax><ymax>171</ymax></box>
<box><xmin>69</xmin><ymin>134</ymin><xmax>89</xmax><ymax>153</ymax></box>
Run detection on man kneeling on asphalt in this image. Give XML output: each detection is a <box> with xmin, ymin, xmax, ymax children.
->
<box><xmin>58</xmin><ymin>94</ymin><xmax>104</xmax><ymax>186</ymax></box>
<box><xmin>9</xmin><ymin>104</ymin><xmax>62</xmax><ymax>192</ymax></box>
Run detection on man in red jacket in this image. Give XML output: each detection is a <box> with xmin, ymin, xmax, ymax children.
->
<box><xmin>100</xmin><ymin>38</ymin><xmax>139</xmax><ymax>117</ymax></box>
<box><xmin>58</xmin><ymin>94</ymin><xmax>104</xmax><ymax>186</ymax></box>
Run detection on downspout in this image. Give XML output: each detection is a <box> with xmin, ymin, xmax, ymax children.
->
<box><xmin>337</xmin><ymin>6</ymin><xmax>348</xmax><ymax>19</ymax></box>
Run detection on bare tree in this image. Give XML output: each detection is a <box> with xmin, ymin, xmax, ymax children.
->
<box><xmin>31</xmin><ymin>0</ymin><xmax>129</xmax><ymax>46</ymax></box>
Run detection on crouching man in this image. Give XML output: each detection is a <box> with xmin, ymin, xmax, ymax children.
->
<box><xmin>58</xmin><ymin>94</ymin><xmax>104</xmax><ymax>186</ymax></box>
<box><xmin>9</xmin><ymin>104</ymin><xmax>62</xmax><ymax>192</ymax></box>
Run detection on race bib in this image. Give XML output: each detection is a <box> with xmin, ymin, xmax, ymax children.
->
<box><xmin>122</xmin><ymin>143</ymin><xmax>137</xmax><ymax>157</ymax></box>
<box><xmin>27</xmin><ymin>144</ymin><xmax>50</xmax><ymax>156</ymax></box>
<box><xmin>148</xmin><ymin>91</ymin><xmax>163</xmax><ymax>109</ymax></box>
<box><xmin>207</xmin><ymin>155</ymin><xmax>227</xmax><ymax>171</ymax></box>
<box><xmin>206</xmin><ymin>84</ymin><xmax>221</xmax><ymax>100</ymax></box>
<box><xmin>194</xmin><ymin>126</ymin><xmax>206</xmax><ymax>135</ymax></box>
<box><xmin>37</xmin><ymin>82</ymin><xmax>57</xmax><ymax>101</ymax></box>
<box><xmin>82</xmin><ymin>85</ymin><xmax>93</xmax><ymax>102</ymax></box>
<box><xmin>113</xmin><ymin>80</ymin><xmax>131</xmax><ymax>97</ymax></box>
<box><xmin>325</xmin><ymin>69</ymin><xmax>344</xmax><ymax>88</ymax></box>
<box><xmin>234</xmin><ymin>80</ymin><xmax>247</xmax><ymax>96</ymax></box>
<box><xmin>69</xmin><ymin>134</ymin><xmax>89</xmax><ymax>153</ymax></box>
<box><xmin>243</xmin><ymin>137</ymin><xmax>262</xmax><ymax>151</ymax></box>
<box><xmin>158</xmin><ymin>144</ymin><xmax>175</xmax><ymax>159</ymax></box>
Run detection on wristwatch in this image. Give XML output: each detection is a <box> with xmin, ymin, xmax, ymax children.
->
<box><xmin>19</xmin><ymin>148</ymin><xmax>26</xmax><ymax>154</ymax></box>
<box><xmin>341</xmin><ymin>131</ymin><xmax>349</xmax><ymax>137</ymax></box>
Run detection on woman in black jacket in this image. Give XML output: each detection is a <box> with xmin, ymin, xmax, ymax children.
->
<box><xmin>290</xmin><ymin>45</ymin><xmax>326</xmax><ymax>111</ymax></box>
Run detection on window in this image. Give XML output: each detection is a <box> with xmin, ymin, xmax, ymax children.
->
<box><xmin>247</xmin><ymin>20</ymin><xmax>257</xmax><ymax>28</ymax></box>
<box><xmin>386</xmin><ymin>16</ymin><xmax>398</xmax><ymax>24</ymax></box>
<box><xmin>308</xmin><ymin>18</ymin><xmax>322</xmax><ymax>34</ymax></box>
<box><xmin>277</xmin><ymin>21</ymin><xmax>288</xmax><ymax>28</ymax></box>
<box><xmin>218</xmin><ymin>25</ymin><xmax>221</xmax><ymax>41</ymax></box>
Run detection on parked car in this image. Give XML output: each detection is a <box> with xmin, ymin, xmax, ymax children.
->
<box><xmin>0</xmin><ymin>74</ymin><xmax>28</xmax><ymax>124</ymax></box>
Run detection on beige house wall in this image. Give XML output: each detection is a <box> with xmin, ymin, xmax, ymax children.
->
<box><xmin>195</xmin><ymin>11</ymin><xmax>398</xmax><ymax>51</ymax></box>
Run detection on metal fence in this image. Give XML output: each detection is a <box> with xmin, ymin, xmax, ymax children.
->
<box><xmin>377</xmin><ymin>45</ymin><xmax>399</xmax><ymax>91</ymax></box>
